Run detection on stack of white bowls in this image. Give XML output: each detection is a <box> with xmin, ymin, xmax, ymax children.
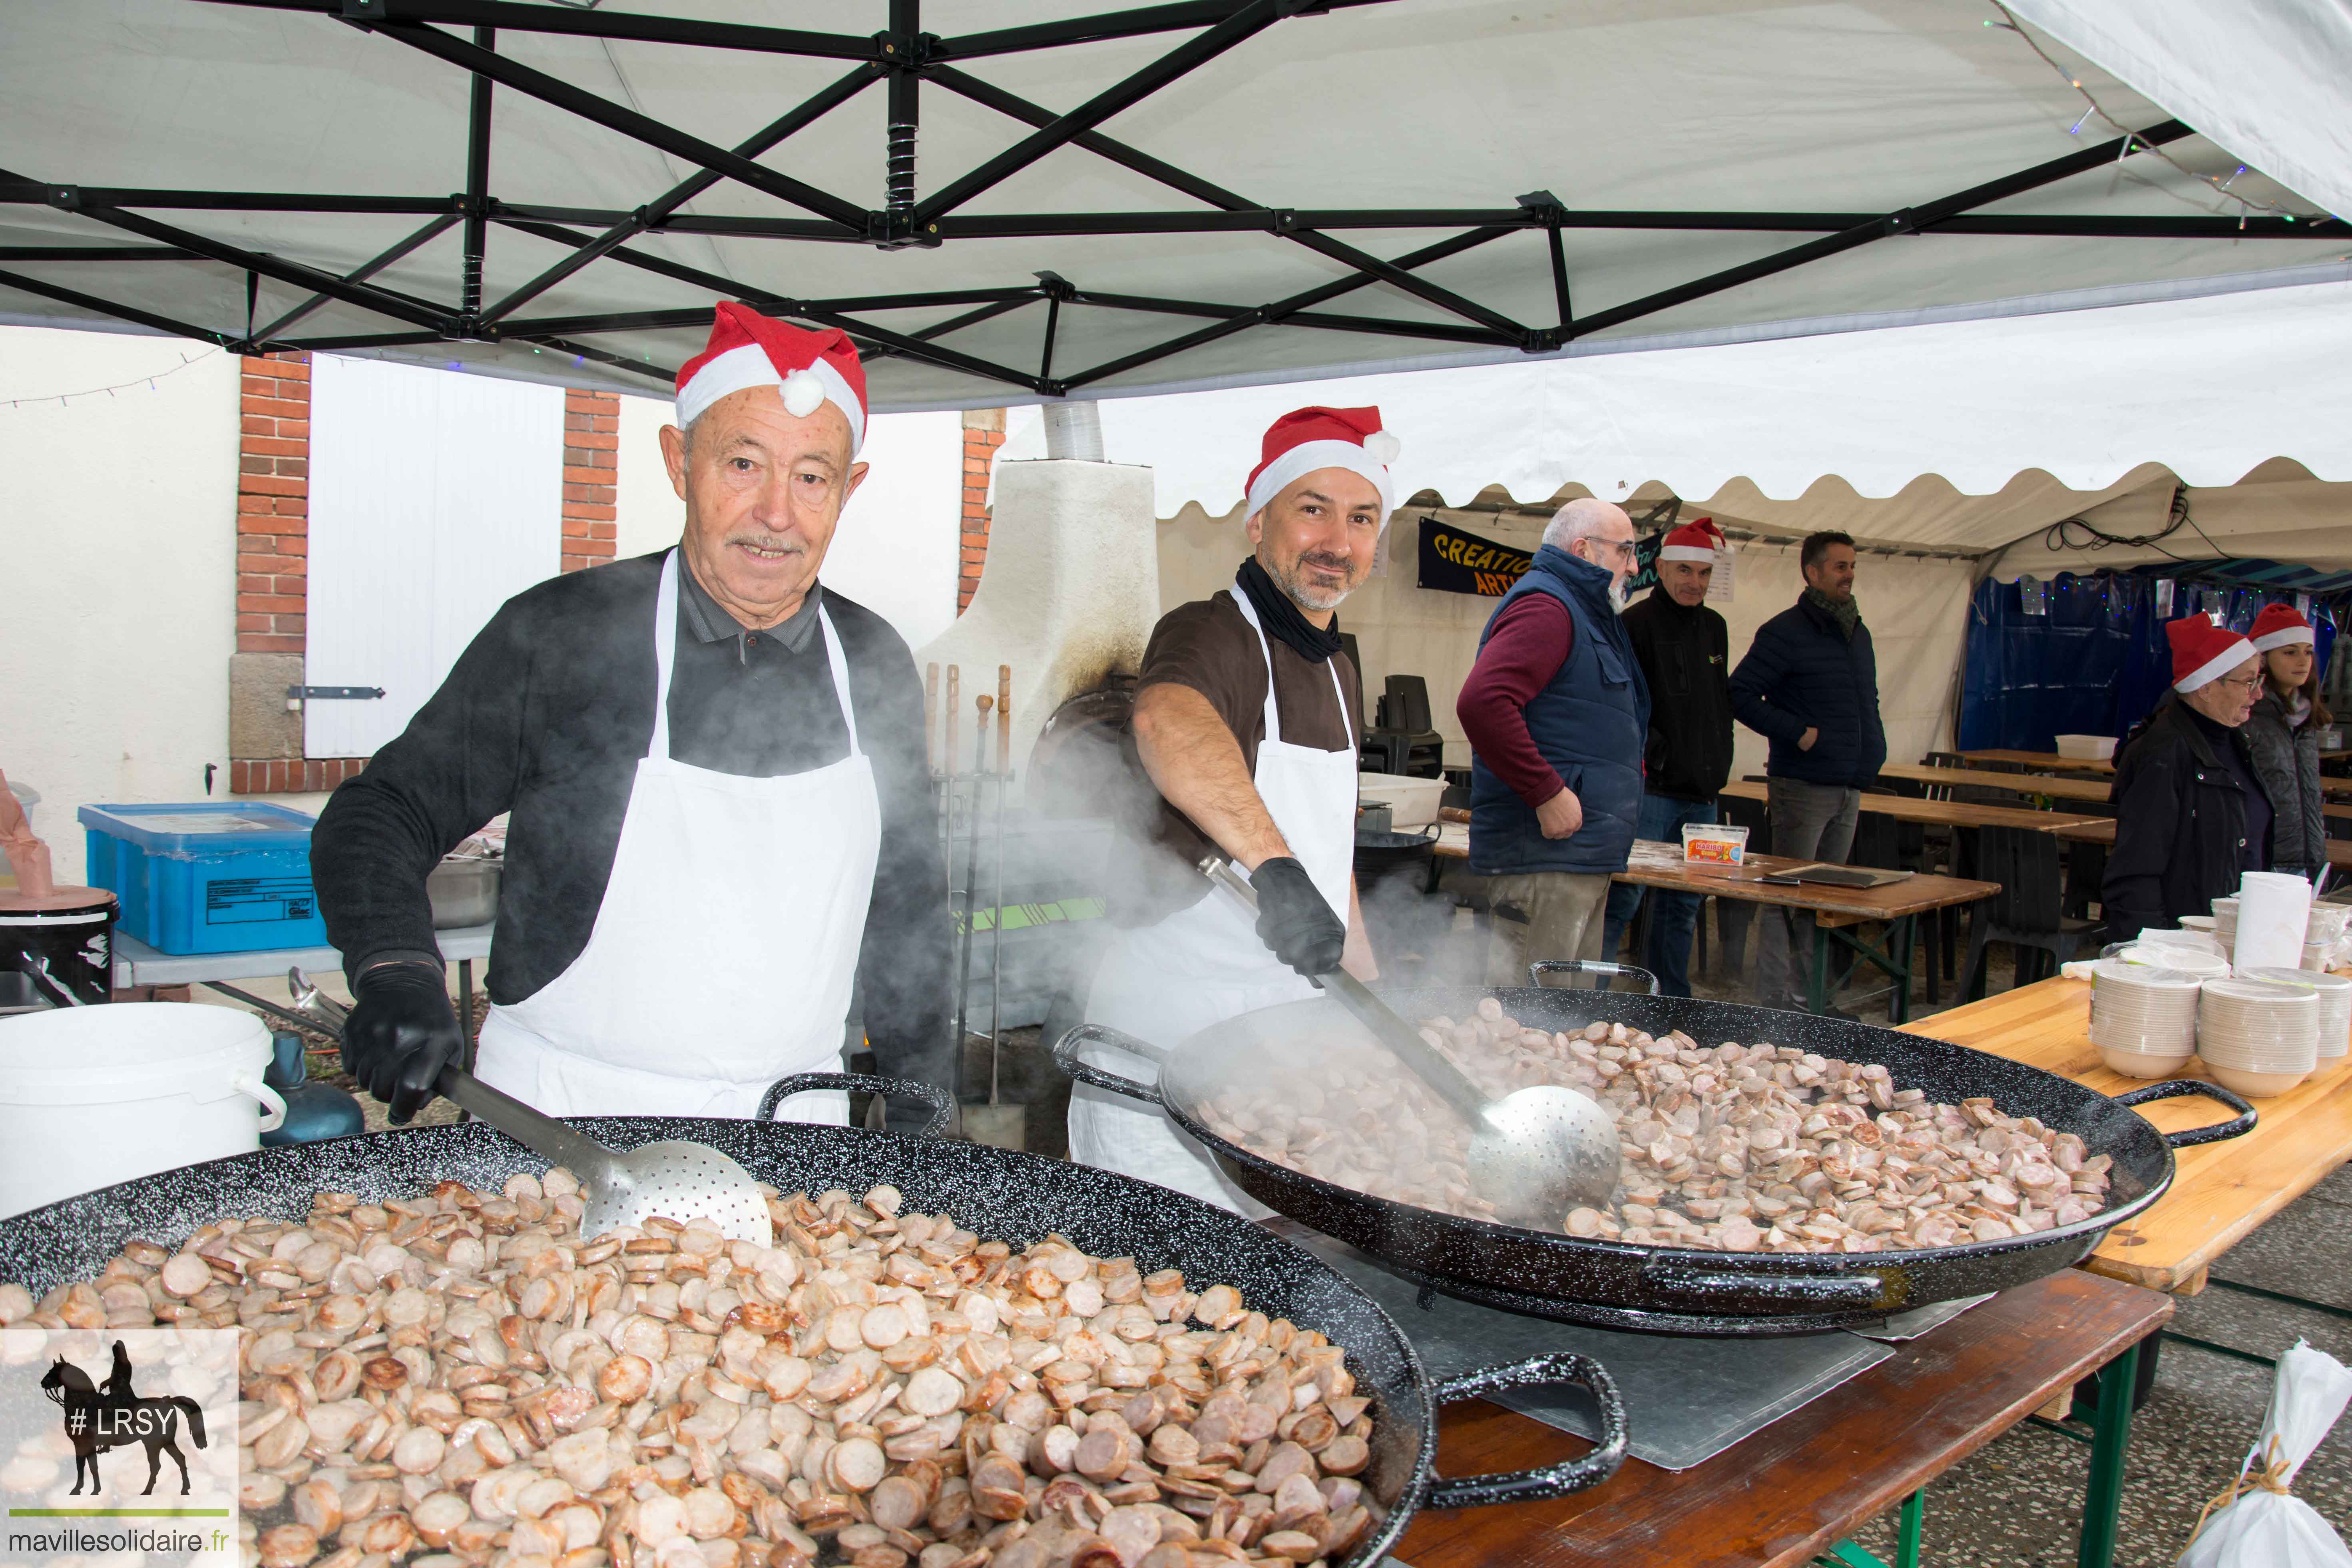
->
<box><xmin>2212</xmin><ymin>897</ymin><xmax>2239</xmax><ymax>964</ymax></box>
<box><xmin>2089</xmin><ymin>960</ymin><xmax>2202</xmax><ymax>1077</ymax></box>
<box><xmin>2116</xmin><ymin>942</ymin><xmax>2231</xmax><ymax>981</ymax></box>
<box><xmin>2243</xmin><ymin>966</ymin><xmax>2352</xmax><ymax>1065</ymax></box>
<box><xmin>2197</xmin><ymin>978</ymin><xmax>2318</xmax><ymax>1096</ymax></box>
<box><xmin>2304</xmin><ymin>904</ymin><xmax>2350</xmax><ymax>972</ymax></box>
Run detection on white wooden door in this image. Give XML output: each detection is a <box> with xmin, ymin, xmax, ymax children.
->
<box><xmin>305</xmin><ymin>356</ymin><xmax>564</xmax><ymax>757</ymax></box>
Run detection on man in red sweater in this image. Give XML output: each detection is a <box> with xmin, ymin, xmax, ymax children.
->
<box><xmin>1456</xmin><ymin>498</ymin><xmax>1648</xmax><ymax>984</ymax></box>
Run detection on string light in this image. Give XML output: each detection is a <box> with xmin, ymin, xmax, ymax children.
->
<box><xmin>1987</xmin><ymin>2</ymin><xmax>2303</xmax><ymax>222</ymax></box>
<box><xmin>2</xmin><ymin>347</ymin><xmax>220</xmax><ymax>410</ymax></box>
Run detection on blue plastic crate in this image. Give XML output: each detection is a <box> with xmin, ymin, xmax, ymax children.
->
<box><xmin>79</xmin><ymin>802</ymin><xmax>328</xmax><ymax>955</ymax></box>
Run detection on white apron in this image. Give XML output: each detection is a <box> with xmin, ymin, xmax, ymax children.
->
<box><xmin>476</xmin><ymin>549</ymin><xmax>882</xmax><ymax>1122</ymax></box>
<box><xmin>1069</xmin><ymin>588</ymin><xmax>1360</xmax><ymax>1212</ymax></box>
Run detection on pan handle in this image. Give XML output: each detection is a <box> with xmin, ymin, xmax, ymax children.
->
<box><xmin>1529</xmin><ymin>959</ymin><xmax>1662</xmax><ymax>996</ymax></box>
<box><xmin>1049</xmin><ymin>1024</ymin><xmax>1169</xmax><ymax>1109</ymax></box>
<box><xmin>755</xmin><ymin>1073</ymin><xmax>954</xmax><ymax>1139</ymax></box>
<box><xmin>2111</xmin><ymin>1079</ymin><xmax>2258</xmax><ymax>1148</ymax></box>
<box><xmin>1420</xmin><ymin>1352</ymin><xmax>1627</xmax><ymax>1508</ymax></box>
<box><xmin>1639</xmin><ymin>1255</ymin><xmax>1890</xmax><ymax>1310</ymax></box>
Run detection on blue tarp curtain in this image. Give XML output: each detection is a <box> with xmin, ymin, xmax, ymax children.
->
<box><xmin>1960</xmin><ymin>570</ymin><xmax>2341</xmax><ymax>751</ymax></box>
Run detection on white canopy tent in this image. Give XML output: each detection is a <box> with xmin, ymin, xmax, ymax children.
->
<box><xmin>2</xmin><ymin>0</ymin><xmax>2348</xmax><ymax>409</ymax></box>
<box><xmin>1051</xmin><ymin>275</ymin><xmax>2352</xmax><ymax>770</ymax></box>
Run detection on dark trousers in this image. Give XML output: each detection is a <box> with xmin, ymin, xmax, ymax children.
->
<box><xmin>1601</xmin><ymin>793</ymin><xmax>1716</xmax><ymax>996</ymax></box>
<box><xmin>1755</xmin><ymin>777</ymin><xmax>1860</xmax><ymax>1011</ymax></box>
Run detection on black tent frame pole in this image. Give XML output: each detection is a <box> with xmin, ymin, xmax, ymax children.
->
<box><xmin>362</xmin><ymin>18</ymin><xmax>870</xmax><ymax>232</ymax></box>
<box><xmin>250</xmin><ymin>213</ymin><xmax>463</xmax><ymax>343</ymax></box>
<box><xmin>475</xmin><ymin>62</ymin><xmax>881</xmax><ymax>327</ymax></box>
<box><xmin>459</xmin><ymin>25</ymin><xmax>494</xmax><ymax>319</ymax></box>
<box><xmin>0</xmin><ymin>265</ymin><xmax>237</xmax><ymax>345</ymax></box>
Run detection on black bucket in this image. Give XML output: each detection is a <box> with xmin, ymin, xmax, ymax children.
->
<box><xmin>0</xmin><ymin>893</ymin><xmax>116</xmax><ymax>1008</ymax></box>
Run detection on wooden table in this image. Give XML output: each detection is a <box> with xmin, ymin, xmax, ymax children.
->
<box><xmin>1721</xmin><ymin>779</ymin><xmax>2107</xmax><ymax>835</ymax></box>
<box><xmin>1960</xmin><ymin>748</ymin><xmax>2115</xmax><ymax>774</ymax></box>
<box><xmin>1433</xmin><ymin>823</ymin><xmax>1998</xmax><ymax>1021</ymax></box>
<box><xmin>1878</xmin><ymin>763</ymin><xmax>2115</xmax><ymax>805</ymax></box>
<box><xmin>1901</xmin><ymin>974</ymin><xmax>2352</xmax><ymax>1297</ymax></box>
<box><xmin>1915</xmin><ymin>765</ymin><xmax>2352</xmax><ymax>823</ymax></box>
<box><xmin>1392</xmin><ymin>1268</ymin><xmax>2170</xmax><ymax>1568</ymax></box>
<box><xmin>2049</xmin><ymin>814</ymin><xmax>2352</xmax><ymax>871</ymax></box>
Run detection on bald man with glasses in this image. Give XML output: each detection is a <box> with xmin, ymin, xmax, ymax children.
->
<box><xmin>1457</xmin><ymin>499</ymin><xmax>1650</xmax><ymax>985</ymax></box>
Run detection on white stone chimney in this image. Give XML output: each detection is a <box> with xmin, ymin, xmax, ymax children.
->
<box><xmin>912</xmin><ymin>404</ymin><xmax>1159</xmax><ymax>788</ymax></box>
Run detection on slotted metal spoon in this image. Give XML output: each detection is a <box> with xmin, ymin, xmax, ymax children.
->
<box><xmin>1199</xmin><ymin>861</ymin><xmax>1620</xmax><ymax>1228</ymax></box>
<box><xmin>287</xmin><ymin>968</ymin><xmax>774</xmax><ymax>1244</ymax></box>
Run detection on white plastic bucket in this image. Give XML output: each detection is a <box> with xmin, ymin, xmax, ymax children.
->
<box><xmin>0</xmin><ymin>1004</ymin><xmax>287</xmax><ymax>1219</ymax></box>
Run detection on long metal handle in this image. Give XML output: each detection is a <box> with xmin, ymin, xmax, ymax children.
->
<box><xmin>1199</xmin><ymin>857</ymin><xmax>1492</xmax><ymax>1125</ymax></box>
<box><xmin>431</xmin><ymin>1064</ymin><xmax>627</xmax><ymax>1186</ymax></box>
<box><xmin>1529</xmin><ymin>958</ymin><xmax>1663</xmax><ymax>996</ymax></box>
<box><xmin>292</xmin><ymin>966</ymin><xmax>623</xmax><ymax>1182</ymax></box>
<box><xmin>1421</xmin><ymin>1352</ymin><xmax>1628</xmax><ymax>1508</ymax></box>
<box><xmin>287</xmin><ymin>967</ymin><xmax>351</xmax><ymax>1033</ymax></box>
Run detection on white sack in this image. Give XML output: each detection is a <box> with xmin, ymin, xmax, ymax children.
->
<box><xmin>2177</xmin><ymin>1339</ymin><xmax>2352</xmax><ymax>1568</ymax></box>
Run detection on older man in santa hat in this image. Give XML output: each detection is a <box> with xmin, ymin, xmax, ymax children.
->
<box><xmin>1069</xmin><ymin>406</ymin><xmax>1394</xmax><ymax>1211</ymax></box>
<box><xmin>2103</xmin><ymin>615</ymin><xmax>2273</xmax><ymax>942</ymax></box>
<box><xmin>1597</xmin><ymin>516</ymin><xmax>1735</xmax><ymax>996</ymax></box>
<box><xmin>313</xmin><ymin>302</ymin><xmax>951</xmax><ymax>1128</ymax></box>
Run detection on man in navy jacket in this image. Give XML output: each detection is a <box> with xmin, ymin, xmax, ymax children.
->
<box><xmin>1458</xmin><ymin>499</ymin><xmax>1649</xmax><ymax>986</ymax></box>
<box><xmin>1728</xmin><ymin>531</ymin><xmax>1886</xmax><ymax>1013</ymax></box>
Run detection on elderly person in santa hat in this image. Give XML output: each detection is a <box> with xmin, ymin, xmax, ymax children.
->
<box><xmin>1069</xmin><ymin>406</ymin><xmax>1392</xmax><ymax>1211</ymax></box>
<box><xmin>2240</xmin><ymin>603</ymin><xmax>2333</xmax><ymax>882</ymax></box>
<box><xmin>1598</xmin><ymin>517</ymin><xmax>1735</xmax><ymax>996</ymax></box>
<box><xmin>313</xmin><ymin>302</ymin><xmax>951</xmax><ymax>1128</ymax></box>
<box><xmin>1457</xmin><ymin>497</ymin><xmax>1650</xmax><ymax>987</ymax></box>
<box><xmin>2103</xmin><ymin>615</ymin><xmax>2275</xmax><ymax>942</ymax></box>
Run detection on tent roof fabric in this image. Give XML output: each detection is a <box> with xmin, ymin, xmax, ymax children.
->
<box><xmin>995</xmin><ymin>277</ymin><xmax>2352</xmax><ymax>540</ymax></box>
<box><xmin>2</xmin><ymin>0</ymin><xmax>2348</xmax><ymax>408</ymax></box>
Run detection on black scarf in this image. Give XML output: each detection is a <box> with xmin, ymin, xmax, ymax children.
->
<box><xmin>1236</xmin><ymin>556</ymin><xmax>1344</xmax><ymax>663</ymax></box>
<box><xmin>1805</xmin><ymin>585</ymin><xmax>1861</xmax><ymax>640</ymax></box>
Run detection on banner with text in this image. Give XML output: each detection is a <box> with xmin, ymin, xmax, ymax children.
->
<box><xmin>1417</xmin><ymin>521</ymin><xmax>1533</xmax><ymax>597</ymax></box>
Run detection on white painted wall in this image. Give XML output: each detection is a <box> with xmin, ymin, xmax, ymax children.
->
<box><xmin>307</xmin><ymin>355</ymin><xmax>565</xmax><ymax>756</ymax></box>
<box><xmin>613</xmin><ymin>394</ymin><xmax>682</xmax><ymax>565</ymax></box>
<box><xmin>0</xmin><ymin>327</ymin><xmax>241</xmax><ymax>884</ymax></box>
<box><xmin>613</xmin><ymin>394</ymin><xmax>964</xmax><ymax>651</ymax></box>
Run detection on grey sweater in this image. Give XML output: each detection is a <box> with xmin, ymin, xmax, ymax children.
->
<box><xmin>2242</xmin><ymin>691</ymin><xmax>2327</xmax><ymax>874</ymax></box>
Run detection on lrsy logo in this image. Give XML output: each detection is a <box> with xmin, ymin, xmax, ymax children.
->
<box><xmin>36</xmin><ymin>1341</ymin><xmax>209</xmax><ymax>1495</ymax></box>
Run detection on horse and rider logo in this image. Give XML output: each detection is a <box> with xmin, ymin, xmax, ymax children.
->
<box><xmin>36</xmin><ymin>1341</ymin><xmax>209</xmax><ymax>1495</ymax></box>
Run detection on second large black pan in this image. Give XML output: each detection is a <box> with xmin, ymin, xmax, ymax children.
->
<box><xmin>1058</xmin><ymin>988</ymin><xmax>2254</xmax><ymax>1334</ymax></box>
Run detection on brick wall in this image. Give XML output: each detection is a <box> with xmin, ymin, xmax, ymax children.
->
<box><xmin>959</xmin><ymin>409</ymin><xmax>1006</xmax><ymax>612</ymax></box>
<box><xmin>237</xmin><ymin>353</ymin><xmax>311</xmax><ymax>655</ymax></box>
<box><xmin>563</xmin><ymin>389</ymin><xmax>619</xmax><ymax>573</ymax></box>
<box><xmin>228</xmin><ymin>758</ymin><xmax>369</xmax><ymax>795</ymax></box>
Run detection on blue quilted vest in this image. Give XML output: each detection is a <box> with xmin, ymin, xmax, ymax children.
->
<box><xmin>1468</xmin><ymin>545</ymin><xmax>1651</xmax><ymax>876</ymax></box>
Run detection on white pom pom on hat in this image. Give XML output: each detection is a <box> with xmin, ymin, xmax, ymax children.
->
<box><xmin>781</xmin><ymin>369</ymin><xmax>825</xmax><ymax>418</ymax></box>
<box><xmin>1361</xmin><ymin>429</ymin><xmax>1401</xmax><ymax>464</ymax></box>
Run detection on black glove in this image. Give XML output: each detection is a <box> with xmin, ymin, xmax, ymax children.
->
<box><xmin>1250</xmin><ymin>856</ymin><xmax>1347</xmax><ymax>978</ymax></box>
<box><xmin>342</xmin><ymin>961</ymin><xmax>462</xmax><ymax>1125</ymax></box>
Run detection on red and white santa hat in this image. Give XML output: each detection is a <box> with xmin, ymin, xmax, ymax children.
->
<box><xmin>2248</xmin><ymin>602</ymin><xmax>2316</xmax><ymax>653</ymax></box>
<box><xmin>1243</xmin><ymin>406</ymin><xmax>1400</xmax><ymax>522</ymax></box>
<box><xmin>1657</xmin><ymin>516</ymin><xmax>1727</xmax><ymax>564</ymax></box>
<box><xmin>2167</xmin><ymin>614</ymin><xmax>2256</xmax><ymax>693</ymax></box>
<box><xmin>675</xmin><ymin>301</ymin><xmax>868</xmax><ymax>455</ymax></box>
